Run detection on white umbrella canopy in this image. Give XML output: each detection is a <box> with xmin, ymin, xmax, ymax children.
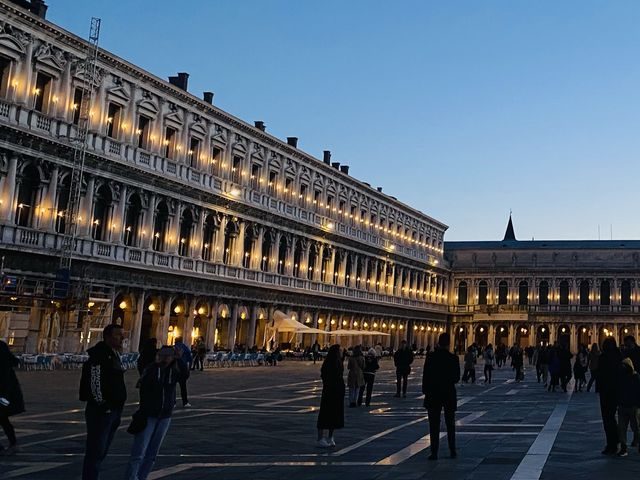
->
<box><xmin>271</xmin><ymin>310</ymin><xmax>325</xmax><ymax>334</ymax></box>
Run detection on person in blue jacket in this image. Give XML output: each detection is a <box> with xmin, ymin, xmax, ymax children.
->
<box><xmin>173</xmin><ymin>337</ymin><xmax>192</xmax><ymax>407</ymax></box>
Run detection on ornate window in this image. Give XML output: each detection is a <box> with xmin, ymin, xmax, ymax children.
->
<box><xmin>457</xmin><ymin>281</ymin><xmax>468</xmax><ymax>306</ymax></box>
<box><xmin>478</xmin><ymin>280</ymin><xmax>488</xmax><ymax>305</ymax></box>
<box><xmin>518</xmin><ymin>281</ymin><xmax>528</xmax><ymax>305</ymax></box>
<box><xmin>538</xmin><ymin>280</ymin><xmax>549</xmax><ymax>305</ymax></box>
<box><xmin>498</xmin><ymin>281</ymin><xmax>508</xmax><ymax>305</ymax></box>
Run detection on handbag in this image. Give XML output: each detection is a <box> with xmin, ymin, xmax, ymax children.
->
<box><xmin>127</xmin><ymin>410</ymin><xmax>147</xmax><ymax>435</ymax></box>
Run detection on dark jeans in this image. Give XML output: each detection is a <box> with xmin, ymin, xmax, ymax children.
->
<box><xmin>600</xmin><ymin>392</ymin><xmax>619</xmax><ymax>450</ymax></box>
<box><xmin>179</xmin><ymin>377</ymin><xmax>189</xmax><ymax>405</ymax></box>
<box><xmin>462</xmin><ymin>367</ymin><xmax>475</xmax><ymax>383</ymax></box>
<box><xmin>587</xmin><ymin>369</ymin><xmax>597</xmax><ymax>391</ymax></box>
<box><xmin>427</xmin><ymin>404</ymin><xmax>456</xmax><ymax>456</ymax></box>
<box><xmin>82</xmin><ymin>403</ymin><xmax>122</xmax><ymax>480</ymax></box>
<box><xmin>358</xmin><ymin>373</ymin><xmax>376</xmax><ymax>406</ymax></box>
<box><xmin>0</xmin><ymin>414</ymin><xmax>16</xmax><ymax>446</ymax></box>
<box><xmin>396</xmin><ymin>372</ymin><xmax>408</xmax><ymax>396</ymax></box>
<box><xmin>191</xmin><ymin>355</ymin><xmax>203</xmax><ymax>371</ymax></box>
<box><xmin>484</xmin><ymin>364</ymin><xmax>493</xmax><ymax>383</ymax></box>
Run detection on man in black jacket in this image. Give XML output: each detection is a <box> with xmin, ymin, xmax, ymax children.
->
<box><xmin>79</xmin><ymin>324</ymin><xmax>126</xmax><ymax>480</ymax></box>
<box><xmin>422</xmin><ymin>332</ymin><xmax>460</xmax><ymax>460</ymax></box>
<box><xmin>393</xmin><ymin>340</ymin><xmax>414</xmax><ymax>398</ymax></box>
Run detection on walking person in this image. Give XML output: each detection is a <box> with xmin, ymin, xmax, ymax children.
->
<box><xmin>137</xmin><ymin>338</ymin><xmax>158</xmax><ymax>376</ymax></box>
<box><xmin>483</xmin><ymin>343</ymin><xmax>494</xmax><ymax>384</ymax></box>
<box><xmin>173</xmin><ymin>337</ymin><xmax>192</xmax><ymax>407</ymax></box>
<box><xmin>192</xmin><ymin>337</ymin><xmax>206</xmax><ymax>372</ymax></box>
<box><xmin>347</xmin><ymin>346</ymin><xmax>365</xmax><ymax>408</ymax></box>
<box><xmin>393</xmin><ymin>340</ymin><xmax>414</xmax><ymax>398</ymax></box>
<box><xmin>462</xmin><ymin>346</ymin><xmax>476</xmax><ymax>384</ymax></box>
<box><xmin>317</xmin><ymin>344</ymin><xmax>344</xmax><ymax>448</ymax></box>
<box><xmin>125</xmin><ymin>346</ymin><xmax>185</xmax><ymax>480</ymax></box>
<box><xmin>312</xmin><ymin>340</ymin><xmax>320</xmax><ymax>364</ymax></box>
<box><xmin>597</xmin><ymin>337</ymin><xmax>623</xmax><ymax>455</ymax></box>
<box><xmin>586</xmin><ymin>343</ymin><xmax>600</xmax><ymax>392</ymax></box>
<box><xmin>358</xmin><ymin>348</ymin><xmax>380</xmax><ymax>407</ymax></box>
<box><xmin>558</xmin><ymin>343</ymin><xmax>573</xmax><ymax>392</ymax></box>
<box><xmin>536</xmin><ymin>345</ymin><xmax>549</xmax><ymax>387</ymax></box>
<box><xmin>616</xmin><ymin>357</ymin><xmax>640</xmax><ymax>457</ymax></box>
<box><xmin>422</xmin><ymin>333</ymin><xmax>460</xmax><ymax>460</ymax></box>
<box><xmin>574</xmin><ymin>345</ymin><xmax>589</xmax><ymax>392</ymax></box>
<box><xmin>548</xmin><ymin>345</ymin><xmax>560</xmax><ymax>392</ymax></box>
<box><xmin>623</xmin><ymin>336</ymin><xmax>640</xmax><ymax>373</ymax></box>
<box><xmin>0</xmin><ymin>340</ymin><xmax>24</xmax><ymax>456</ymax></box>
<box><xmin>79</xmin><ymin>324</ymin><xmax>127</xmax><ymax>480</ymax></box>
<box><xmin>511</xmin><ymin>344</ymin><xmax>524</xmax><ymax>382</ymax></box>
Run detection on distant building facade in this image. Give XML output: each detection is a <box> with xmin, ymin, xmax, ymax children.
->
<box><xmin>446</xmin><ymin>217</ymin><xmax>640</xmax><ymax>353</ymax></box>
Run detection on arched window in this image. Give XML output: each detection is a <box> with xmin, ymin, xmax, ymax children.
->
<box><xmin>518</xmin><ymin>281</ymin><xmax>528</xmax><ymax>305</ymax></box>
<box><xmin>201</xmin><ymin>213</ymin><xmax>216</xmax><ymax>261</ymax></box>
<box><xmin>457</xmin><ymin>281</ymin><xmax>468</xmax><ymax>306</ymax></box>
<box><xmin>261</xmin><ymin>232</ymin><xmax>272</xmax><ymax>272</ymax></box>
<box><xmin>277</xmin><ymin>236</ymin><xmax>287</xmax><ymax>275</ymax></box>
<box><xmin>242</xmin><ymin>231</ymin><xmax>252</xmax><ymax>268</ymax></box>
<box><xmin>178</xmin><ymin>209</ymin><xmax>194</xmax><ymax>257</ymax></box>
<box><xmin>124</xmin><ymin>193</ymin><xmax>142</xmax><ymax>247</ymax></box>
<box><xmin>293</xmin><ymin>241</ymin><xmax>303</xmax><ymax>277</ymax></box>
<box><xmin>579</xmin><ymin>280</ymin><xmax>590</xmax><ymax>306</ymax></box>
<box><xmin>344</xmin><ymin>254</ymin><xmax>353</xmax><ymax>286</ymax></box>
<box><xmin>559</xmin><ymin>280</ymin><xmax>569</xmax><ymax>305</ymax></box>
<box><xmin>15</xmin><ymin>164</ymin><xmax>41</xmax><ymax>227</ymax></box>
<box><xmin>478</xmin><ymin>280</ymin><xmax>488</xmax><ymax>305</ymax></box>
<box><xmin>153</xmin><ymin>201</ymin><xmax>169</xmax><ymax>252</ymax></box>
<box><xmin>320</xmin><ymin>248</ymin><xmax>331</xmax><ymax>282</ymax></box>
<box><xmin>307</xmin><ymin>244</ymin><xmax>317</xmax><ymax>280</ymax></box>
<box><xmin>621</xmin><ymin>280</ymin><xmax>632</xmax><ymax>306</ymax></box>
<box><xmin>538</xmin><ymin>280</ymin><xmax>549</xmax><ymax>305</ymax></box>
<box><xmin>92</xmin><ymin>184</ymin><xmax>112</xmax><ymax>241</ymax></box>
<box><xmin>498</xmin><ymin>281</ymin><xmax>508</xmax><ymax>305</ymax></box>
<box><xmin>55</xmin><ymin>178</ymin><xmax>70</xmax><ymax>234</ymax></box>
<box><xmin>600</xmin><ymin>280</ymin><xmax>611</xmax><ymax>306</ymax></box>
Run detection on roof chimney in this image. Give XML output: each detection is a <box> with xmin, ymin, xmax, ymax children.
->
<box><xmin>377</xmin><ymin>186</ymin><xmax>383</xmax><ymax>192</ymax></box>
<box><xmin>203</xmin><ymin>91</ymin><xmax>214</xmax><ymax>104</ymax></box>
<box><xmin>331</xmin><ymin>162</ymin><xmax>340</xmax><ymax>170</ymax></box>
<box><xmin>168</xmin><ymin>72</ymin><xmax>189</xmax><ymax>91</ymax></box>
<box><xmin>287</xmin><ymin>137</ymin><xmax>298</xmax><ymax>148</ymax></box>
<box><xmin>340</xmin><ymin>165</ymin><xmax>350</xmax><ymax>175</ymax></box>
<box><xmin>254</xmin><ymin>121</ymin><xmax>266</xmax><ymax>132</ymax></box>
<box><xmin>323</xmin><ymin>150</ymin><xmax>331</xmax><ymax>165</ymax></box>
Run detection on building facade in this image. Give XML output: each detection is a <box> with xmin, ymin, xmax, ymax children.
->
<box><xmin>446</xmin><ymin>218</ymin><xmax>640</xmax><ymax>353</ymax></box>
<box><xmin>0</xmin><ymin>0</ymin><xmax>449</xmax><ymax>353</ymax></box>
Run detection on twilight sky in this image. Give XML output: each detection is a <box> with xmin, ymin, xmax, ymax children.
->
<box><xmin>48</xmin><ymin>0</ymin><xmax>640</xmax><ymax>241</ymax></box>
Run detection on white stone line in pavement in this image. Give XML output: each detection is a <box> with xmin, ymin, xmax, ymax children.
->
<box><xmin>262</xmin><ymin>394</ymin><xmax>317</xmax><ymax>406</ymax></box>
<box><xmin>510</xmin><ymin>391</ymin><xmax>573</xmax><ymax>480</ymax></box>
<box><xmin>374</xmin><ymin>411</ymin><xmax>486</xmax><ymax>465</ymax></box>
<box><xmin>457</xmin><ymin>432</ymin><xmax>539</xmax><ymax>436</ymax></box>
<box><xmin>332</xmin><ymin>416</ymin><xmax>427</xmax><ymax>456</ymax></box>
<box><xmin>148</xmin><ymin>461</ymin><xmax>376</xmax><ymax>479</ymax></box>
<box><xmin>194</xmin><ymin>379</ymin><xmax>321</xmax><ymax>397</ymax></box>
<box><xmin>506</xmin><ymin>389</ymin><xmax>520</xmax><ymax>395</ymax></box>
<box><xmin>2</xmin><ymin>461</ymin><xmax>69</xmax><ymax>479</ymax></box>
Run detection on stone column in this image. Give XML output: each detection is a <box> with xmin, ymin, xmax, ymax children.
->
<box><xmin>348</xmin><ymin>253</ymin><xmax>357</xmax><ymax>288</ymax></box>
<box><xmin>285</xmin><ymin>237</ymin><xmax>296</xmax><ymax>276</ymax></box>
<box><xmin>206</xmin><ymin>299</ymin><xmax>219</xmax><ymax>351</ymax></box>
<box><xmin>227</xmin><ymin>302</ymin><xmax>239</xmax><ymax>348</ymax></box>
<box><xmin>569</xmin><ymin>325</ymin><xmax>577</xmax><ymax>354</ymax></box>
<box><xmin>214</xmin><ymin>214</ymin><xmax>228</xmax><ymax>262</ymax></box>
<box><xmin>192</xmin><ymin>209</ymin><xmax>205</xmax><ymax>260</ymax></box>
<box><xmin>234</xmin><ymin>220</ymin><xmax>246</xmax><ymax>266</ymax></box>
<box><xmin>313</xmin><ymin>244</ymin><xmax>324</xmax><ymax>282</ymax></box>
<box><xmin>157</xmin><ymin>297</ymin><xmax>173</xmax><ymax>346</ymax></box>
<box><xmin>79</xmin><ymin>176</ymin><xmax>95</xmax><ymax>237</ymax></box>
<box><xmin>41</xmin><ymin>164</ymin><xmax>58</xmax><ymax>231</ymax></box>
<box><xmin>0</xmin><ymin>155</ymin><xmax>18</xmax><ymax>223</ymax></box>
<box><xmin>168</xmin><ymin>203</ymin><xmax>182</xmax><ymax>255</ymax></box>
<box><xmin>592</xmin><ymin>322</ymin><xmax>599</xmax><ymax>347</ymax></box>
<box><xmin>113</xmin><ymin>184</ymin><xmax>128</xmax><ymax>244</ymax></box>
<box><xmin>141</xmin><ymin>193</ymin><xmax>156</xmax><ymax>249</ymax></box>
<box><xmin>184</xmin><ymin>298</ymin><xmax>197</xmax><ymax>346</ymax></box>
<box><xmin>130</xmin><ymin>290</ymin><xmax>146</xmax><ymax>352</ymax></box>
<box><xmin>247</xmin><ymin>304</ymin><xmax>258</xmax><ymax>348</ymax></box>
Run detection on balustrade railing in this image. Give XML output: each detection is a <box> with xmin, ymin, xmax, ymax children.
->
<box><xmin>449</xmin><ymin>304</ymin><xmax>640</xmax><ymax>314</ymax></box>
<box><xmin>0</xmin><ymin>105</ymin><xmax>442</xmax><ymax>266</ymax></box>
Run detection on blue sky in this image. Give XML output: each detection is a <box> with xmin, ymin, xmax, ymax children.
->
<box><xmin>48</xmin><ymin>1</ymin><xmax>640</xmax><ymax>241</ymax></box>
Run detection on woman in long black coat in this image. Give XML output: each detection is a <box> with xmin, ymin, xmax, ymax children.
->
<box><xmin>316</xmin><ymin>344</ymin><xmax>344</xmax><ymax>448</ymax></box>
<box><xmin>0</xmin><ymin>340</ymin><xmax>25</xmax><ymax>455</ymax></box>
<box><xmin>597</xmin><ymin>337</ymin><xmax>623</xmax><ymax>455</ymax></box>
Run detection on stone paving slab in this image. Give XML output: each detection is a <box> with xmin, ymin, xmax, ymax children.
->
<box><xmin>0</xmin><ymin>359</ymin><xmax>638</xmax><ymax>479</ymax></box>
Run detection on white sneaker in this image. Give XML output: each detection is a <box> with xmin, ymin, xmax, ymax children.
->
<box><xmin>327</xmin><ymin>437</ymin><xmax>336</xmax><ymax>447</ymax></box>
<box><xmin>183</xmin><ymin>402</ymin><xmax>192</xmax><ymax>408</ymax></box>
<box><xmin>317</xmin><ymin>438</ymin><xmax>330</xmax><ymax>448</ymax></box>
